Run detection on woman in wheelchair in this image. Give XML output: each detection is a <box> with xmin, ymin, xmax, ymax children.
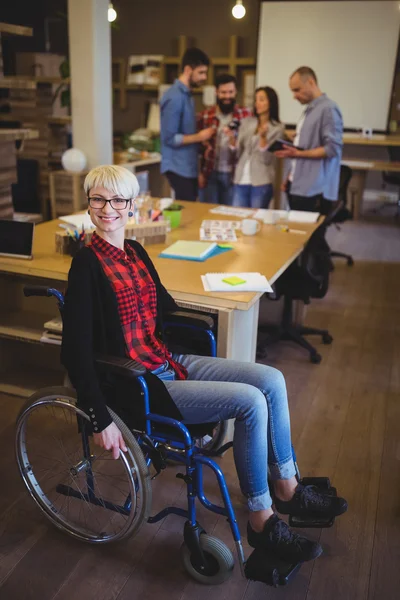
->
<box><xmin>61</xmin><ymin>165</ymin><xmax>347</xmax><ymax>569</ymax></box>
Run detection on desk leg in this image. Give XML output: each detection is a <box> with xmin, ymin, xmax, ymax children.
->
<box><xmin>217</xmin><ymin>301</ymin><xmax>260</xmax><ymax>445</ymax></box>
<box><xmin>273</xmin><ymin>159</ymin><xmax>283</xmax><ymax>209</ymax></box>
<box><xmin>217</xmin><ymin>301</ymin><xmax>260</xmax><ymax>362</ymax></box>
<box><xmin>349</xmin><ymin>169</ymin><xmax>367</xmax><ymax>220</ymax></box>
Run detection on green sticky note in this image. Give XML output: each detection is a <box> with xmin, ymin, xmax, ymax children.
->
<box><xmin>222</xmin><ymin>276</ymin><xmax>247</xmax><ymax>286</ymax></box>
<box><xmin>217</xmin><ymin>243</ymin><xmax>234</xmax><ymax>249</ymax></box>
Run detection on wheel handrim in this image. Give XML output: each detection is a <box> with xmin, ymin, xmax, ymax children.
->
<box><xmin>16</xmin><ymin>396</ymin><xmax>143</xmax><ymax>543</ymax></box>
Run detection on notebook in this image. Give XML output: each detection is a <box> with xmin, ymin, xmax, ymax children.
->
<box><xmin>202</xmin><ymin>272</ymin><xmax>273</xmax><ymax>293</ymax></box>
<box><xmin>159</xmin><ymin>240</ymin><xmax>217</xmax><ymax>261</ymax></box>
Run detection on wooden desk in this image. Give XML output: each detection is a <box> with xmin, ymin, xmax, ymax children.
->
<box><xmin>0</xmin><ymin>201</ymin><xmax>321</xmax><ymax>396</ymax></box>
<box><xmin>341</xmin><ymin>160</ymin><xmax>400</xmax><ymax>219</ymax></box>
<box><xmin>343</xmin><ymin>133</ymin><xmax>400</xmax><ymax>147</ymax></box>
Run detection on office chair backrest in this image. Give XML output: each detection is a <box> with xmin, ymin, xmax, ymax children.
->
<box><xmin>338</xmin><ymin>165</ymin><xmax>353</xmax><ymax>204</ymax></box>
<box><xmin>326</xmin><ymin>164</ymin><xmax>353</xmax><ymax>224</ymax></box>
<box><xmin>387</xmin><ymin>146</ymin><xmax>400</xmax><ymax>162</ymax></box>
<box><xmin>274</xmin><ymin>221</ymin><xmax>331</xmax><ymax>303</ymax></box>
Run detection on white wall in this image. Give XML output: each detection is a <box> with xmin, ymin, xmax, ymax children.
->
<box><xmin>257</xmin><ymin>1</ymin><xmax>400</xmax><ymax>130</ymax></box>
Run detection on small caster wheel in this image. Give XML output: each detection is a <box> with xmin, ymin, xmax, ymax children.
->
<box><xmin>322</xmin><ymin>333</ymin><xmax>333</xmax><ymax>345</ymax></box>
<box><xmin>347</xmin><ymin>257</ymin><xmax>354</xmax><ymax>267</ymax></box>
<box><xmin>310</xmin><ymin>353</ymin><xmax>322</xmax><ymax>364</ymax></box>
<box><xmin>181</xmin><ymin>534</ymin><xmax>234</xmax><ymax>585</ymax></box>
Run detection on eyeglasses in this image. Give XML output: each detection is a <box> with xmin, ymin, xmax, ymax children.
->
<box><xmin>88</xmin><ymin>197</ymin><xmax>131</xmax><ymax>210</ymax></box>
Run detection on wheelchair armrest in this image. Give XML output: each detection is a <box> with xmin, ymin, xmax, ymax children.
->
<box><xmin>164</xmin><ymin>310</ymin><xmax>214</xmax><ymax>330</ymax></box>
<box><xmin>95</xmin><ymin>354</ymin><xmax>146</xmax><ymax>378</ymax></box>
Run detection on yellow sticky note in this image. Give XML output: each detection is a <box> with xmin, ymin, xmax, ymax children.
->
<box><xmin>222</xmin><ymin>276</ymin><xmax>246</xmax><ymax>286</ymax></box>
<box><xmin>217</xmin><ymin>243</ymin><xmax>234</xmax><ymax>249</ymax></box>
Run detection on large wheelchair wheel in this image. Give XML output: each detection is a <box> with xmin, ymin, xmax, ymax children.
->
<box><xmin>15</xmin><ymin>386</ymin><xmax>152</xmax><ymax>544</ymax></box>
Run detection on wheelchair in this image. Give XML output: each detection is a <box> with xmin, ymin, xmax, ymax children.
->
<box><xmin>15</xmin><ymin>286</ymin><xmax>340</xmax><ymax>588</ymax></box>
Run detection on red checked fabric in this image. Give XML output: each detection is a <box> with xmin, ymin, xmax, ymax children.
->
<box><xmin>89</xmin><ymin>232</ymin><xmax>187</xmax><ymax>379</ymax></box>
<box><xmin>197</xmin><ymin>105</ymin><xmax>252</xmax><ymax>183</ymax></box>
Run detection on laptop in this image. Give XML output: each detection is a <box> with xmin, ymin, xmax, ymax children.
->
<box><xmin>0</xmin><ymin>219</ymin><xmax>34</xmax><ymax>260</ymax></box>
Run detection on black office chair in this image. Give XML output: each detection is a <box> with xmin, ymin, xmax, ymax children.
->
<box><xmin>257</xmin><ymin>208</ymin><xmax>344</xmax><ymax>364</ymax></box>
<box><xmin>378</xmin><ymin>146</ymin><xmax>400</xmax><ymax>218</ymax></box>
<box><xmin>328</xmin><ymin>164</ymin><xmax>354</xmax><ymax>267</ymax></box>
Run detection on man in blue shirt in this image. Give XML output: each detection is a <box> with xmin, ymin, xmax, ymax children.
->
<box><xmin>275</xmin><ymin>67</ymin><xmax>343</xmax><ymax>214</ymax></box>
<box><xmin>160</xmin><ymin>48</ymin><xmax>215</xmax><ymax>201</ymax></box>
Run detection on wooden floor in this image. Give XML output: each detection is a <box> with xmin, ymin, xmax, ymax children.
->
<box><xmin>0</xmin><ymin>218</ymin><xmax>399</xmax><ymax>600</ymax></box>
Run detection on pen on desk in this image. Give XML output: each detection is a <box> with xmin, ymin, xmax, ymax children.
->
<box><xmin>278</xmin><ymin>225</ymin><xmax>306</xmax><ymax>235</ymax></box>
<box><xmin>288</xmin><ymin>228</ymin><xmax>306</xmax><ymax>235</ymax></box>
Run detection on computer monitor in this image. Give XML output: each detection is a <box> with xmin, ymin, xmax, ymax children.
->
<box><xmin>0</xmin><ymin>219</ymin><xmax>34</xmax><ymax>259</ymax></box>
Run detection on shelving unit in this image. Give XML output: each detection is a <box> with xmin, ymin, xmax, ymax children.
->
<box><xmin>113</xmin><ymin>35</ymin><xmax>256</xmax><ymax>110</ymax></box>
<box><xmin>0</xmin><ymin>367</ymin><xmax>62</xmax><ymax>397</ymax></box>
<box><xmin>0</xmin><ymin>310</ymin><xmax>51</xmax><ymax>344</ymax></box>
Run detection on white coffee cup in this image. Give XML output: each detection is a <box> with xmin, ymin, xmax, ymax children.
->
<box><xmin>263</xmin><ymin>210</ymin><xmax>278</xmax><ymax>225</ymax></box>
<box><xmin>241</xmin><ymin>218</ymin><xmax>261</xmax><ymax>236</ymax></box>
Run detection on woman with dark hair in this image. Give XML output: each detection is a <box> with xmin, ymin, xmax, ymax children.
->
<box><xmin>230</xmin><ymin>86</ymin><xmax>284</xmax><ymax>208</ymax></box>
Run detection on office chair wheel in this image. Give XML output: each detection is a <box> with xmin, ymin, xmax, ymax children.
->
<box><xmin>15</xmin><ymin>386</ymin><xmax>152</xmax><ymax>544</ymax></box>
<box><xmin>322</xmin><ymin>333</ymin><xmax>333</xmax><ymax>345</ymax></box>
<box><xmin>347</xmin><ymin>257</ymin><xmax>354</xmax><ymax>267</ymax></box>
<box><xmin>181</xmin><ymin>534</ymin><xmax>234</xmax><ymax>585</ymax></box>
<box><xmin>310</xmin><ymin>352</ymin><xmax>322</xmax><ymax>364</ymax></box>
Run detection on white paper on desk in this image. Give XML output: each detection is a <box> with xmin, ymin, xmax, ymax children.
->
<box><xmin>253</xmin><ymin>209</ymin><xmax>287</xmax><ymax>221</ymax></box>
<box><xmin>253</xmin><ymin>209</ymin><xmax>319</xmax><ymax>223</ymax></box>
<box><xmin>59</xmin><ymin>213</ymin><xmax>95</xmax><ymax>230</ymax></box>
<box><xmin>209</xmin><ymin>206</ymin><xmax>255</xmax><ymax>218</ymax></box>
<box><xmin>201</xmin><ymin>272</ymin><xmax>273</xmax><ymax>293</ymax></box>
<box><xmin>288</xmin><ymin>210</ymin><xmax>320</xmax><ymax>223</ymax></box>
<box><xmin>341</xmin><ymin>160</ymin><xmax>374</xmax><ymax>169</ymax></box>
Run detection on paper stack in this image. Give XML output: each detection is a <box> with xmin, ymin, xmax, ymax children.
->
<box><xmin>202</xmin><ymin>272</ymin><xmax>273</xmax><ymax>292</ymax></box>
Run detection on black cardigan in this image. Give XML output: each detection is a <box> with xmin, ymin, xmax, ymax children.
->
<box><xmin>61</xmin><ymin>240</ymin><xmax>183</xmax><ymax>432</ymax></box>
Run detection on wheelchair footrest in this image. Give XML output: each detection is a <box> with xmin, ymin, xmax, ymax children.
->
<box><xmin>244</xmin><ymin>547</ymin><xmax>302</xmax><ymax>587</ymax></box>
<box><xmin>289</xmin><ymin>476</ymin><xmax>337</xmax><ymax>529</ymax></box>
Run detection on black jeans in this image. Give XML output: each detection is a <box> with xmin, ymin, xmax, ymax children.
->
<box><xmin>286</xmin><ymin>181</ymin><xmax>332</xmax><ymax>215</ymax></box>
<box><xmin>165</xmin><ymin>171</ymin><xmax>198</xmax><ymax>202</ymax></box>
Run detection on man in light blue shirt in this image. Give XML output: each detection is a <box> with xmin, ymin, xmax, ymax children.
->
<box><xmin>275</xmin><ymin>67</ymin><xmax>343</xmax><ymax>213</ymax></box>
<box><xmin>160</xmin><ymin>48</ymin><xmax>215</xmax><ymax>201</ymax></box>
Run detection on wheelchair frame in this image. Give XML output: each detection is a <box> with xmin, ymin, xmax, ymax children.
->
<box><xmin>16</xmin><ymin>285</ymin><xmax>339</xmax><ymax>587</ymax></box>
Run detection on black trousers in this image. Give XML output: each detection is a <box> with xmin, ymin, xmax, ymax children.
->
<box><xmin>165</xmin><ymin>171</ymin><xmax>198</xmax><ymax>202</ymax></box>
<box><xmin>286</xmin><ymin>181</ymin><xmax>332</xmax><ymax>215</ymax></box>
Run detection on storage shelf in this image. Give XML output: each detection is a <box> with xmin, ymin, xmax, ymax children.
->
<box><xmin>0</xmin><ymin>311</ymin><xmax>56</xmax><ymax>345</ymax></box>
<box><xmin>0</xmin><ymin>367</ymin><xmax>63</xmax><ymax>398</ymax></box>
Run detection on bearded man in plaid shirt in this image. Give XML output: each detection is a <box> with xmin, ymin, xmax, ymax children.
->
<box><xmin>197</xmin><ymin>74</ymin><xmax>252</xmax><ymax>205</ymax></box>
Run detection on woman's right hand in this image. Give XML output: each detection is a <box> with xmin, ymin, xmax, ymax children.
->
<box><xmin>93</xmin><ymin>422</ymin><xmax>127</xmax><ymax>460</ymax></box>
<box><xmin>280</xmin><ymin>178</ymin><xmax>289</xmax><ymax>192</ymax></box>
<box><xmin>224</xmin><ymin>127</ymin><xmax>236</xmax><ymax>148</ymax></box>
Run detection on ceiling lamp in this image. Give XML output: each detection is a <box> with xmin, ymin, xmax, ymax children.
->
<box><xmin>232</xmin><ymin>1</ymin><xmax>246</xmax><ymax>19</ymax></box>
<box><xmin>108</xmin><ymin>3</ymin><xmax>117</xmax><ymax>23</ymax></box>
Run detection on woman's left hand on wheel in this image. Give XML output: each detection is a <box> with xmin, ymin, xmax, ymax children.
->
<box><xmin>93</xmin><ymin>422</ymin><xmax>127</xmax><ymax>459</ymax></box>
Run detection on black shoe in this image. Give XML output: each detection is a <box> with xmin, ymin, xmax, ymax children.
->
<box><xmin>274</xmin><ymin>484</ymin><xmax>348</xmax><ymax>519</ymax></box>
<box><xmin>247</xmin><ymin>514</ymin><xmax>323</xmax><ymax>563</ymax></box>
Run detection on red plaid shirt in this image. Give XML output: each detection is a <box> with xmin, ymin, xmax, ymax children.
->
<box><xmin>197</xmin><ymin>104</ymin><xmax>252</xmax><ymax>183</ymax></box>
<box><xmin>89</xmin><ymin>232</ymin><xmax>187</xmax><ymax>380</ymax></box>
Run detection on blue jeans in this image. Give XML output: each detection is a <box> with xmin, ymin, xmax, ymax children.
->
<box><xmin>232</xmin><ymin>184</ymin><xmax>273</xmax><ymax>209</ymax></box>
<box><xmin>166</xmin><ymin>354</ymin><xmax>296</xmax><ymax>511</ymax></box>
<box><xmin>199</xmin><ymin>171</ymin><xmax>233</xmax><ymax>205</ymax></box>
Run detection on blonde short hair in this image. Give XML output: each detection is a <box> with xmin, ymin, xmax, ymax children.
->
<box><xmin>84</xmin><ymin>165</ymin><xmax>140</xmax><ymax>199</ymax></box>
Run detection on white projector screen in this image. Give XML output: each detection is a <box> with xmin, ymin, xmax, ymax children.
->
<box><xmin>256</xmin><ymin>1</ymin><xmax>400</xmax><ymax>130</ymax></box>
